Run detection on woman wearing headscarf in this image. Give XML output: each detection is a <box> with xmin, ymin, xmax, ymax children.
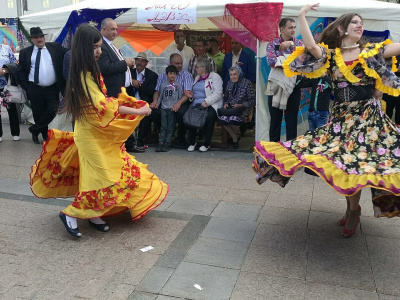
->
<box><xmin>219</xmin><ymin>66</ymin><xmax>255</xmax><ymax>149</ymax></box>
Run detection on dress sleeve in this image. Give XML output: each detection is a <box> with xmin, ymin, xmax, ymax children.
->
<box><xmin>359</xmin><ymin>40</ymin><xmax>400</xmax><ymax>96</ymax></box>
<box><xmin>83</xmin><ymin>75</ymin><xmax>120</xmax><ymax>128</ymax></box>
<box><xmin>282</xmin><ymin>43</ymin><xmax>330</xmax><ymax>79</ymax></box>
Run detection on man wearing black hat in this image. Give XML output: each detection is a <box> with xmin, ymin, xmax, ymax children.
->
<box><xmin>131</xmin><ymin>52</ymin><xmax>159</xmax><ymax>148</ymax></box>
<box><xmin>18</xmin><ymin>27</ymin><xmax>68</xmax><ymax>144</ymax></box>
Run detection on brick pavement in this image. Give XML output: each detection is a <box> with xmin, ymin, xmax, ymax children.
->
<box><xmin>0</xmin><ymin>121</ymin><xmax>400</xmax><ymax>299</ymax></box>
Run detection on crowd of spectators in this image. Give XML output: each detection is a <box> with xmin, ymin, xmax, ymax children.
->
<box><xmin>0</xmin><ymin>20</ymin><xmax>257</xmax><ymax>151</ymax></box>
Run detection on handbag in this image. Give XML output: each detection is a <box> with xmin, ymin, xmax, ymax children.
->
<box><xmin>5</xmin><ymin>76</ymin><xmax>27</xmax><ymax>104</ymax></box>
<box><xmin>217</xmin><ymin>106</ymin><xmax>243</xmax><ymax>116</ymax></box>
<box><xmin>183</xmin><ymin>104</ymin><xmax>208</xmax><ymax>129</ymax></box>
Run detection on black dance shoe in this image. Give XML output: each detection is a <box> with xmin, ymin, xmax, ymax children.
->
<box><xmin>89</xmin><ymin>220</ymin><xmax>110</xmax><ymax>232</ymax></box>
<box><xmin>126</xmin><ymin>145</ymin><xmax>146</xmax><ymax>153</ymax></box>
<box><xmin>32</xmin><ymin>134</ymin><xmax>40</xmax><ymax>144</ymax></box>
<box><xmin>59</xmin><ymin>212</ymin><xmax>81</xmax><ymax>237</ymax></box>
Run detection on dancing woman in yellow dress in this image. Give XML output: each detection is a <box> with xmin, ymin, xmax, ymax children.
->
<box><xmin>30</xmin><ymin>25</ymin><xmax>168</xmax><ymax>237</ymax></box>
<box><xmin>253</xmin><ymin>4</ymin><xmax>400</xmax><ymax>238</ymax></box>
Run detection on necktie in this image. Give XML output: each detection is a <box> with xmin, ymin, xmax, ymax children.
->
<box><xmin>110</xmin><ymin>42</ymin><xmax>132</xmax><ymax>87</ymax></box>
<box><xmin>110</xmin><ymin>42</ymin><xmax>123</xmax><ymax>60</ymax></box>
<box><xmin>34</xmin><ymin>48</ymin><xmax>42</xmax><ymax>85</ymax></box>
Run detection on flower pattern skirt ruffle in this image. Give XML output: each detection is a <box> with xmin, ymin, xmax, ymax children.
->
<box><xmin>30</xmin><ymin>129</ymin><xmax>168</xmax><ymax>220</ymax></box>
<box><xmin>253</xmin><ymin>98</ymin><xmax>400</xmax><ymax>218</ymax></box>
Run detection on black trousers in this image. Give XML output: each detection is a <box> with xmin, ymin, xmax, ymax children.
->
<box><xmin>27</xmin><ymin>83</ymin><xmax>59</xmax><ymax>137</ymax></box>
<box><xmin>0</xmin><ymin>88</ymin><xmax>20</xmax><ymax>137</ymax></box>
<box><xmin>176</xmin><ymin>102</ymin><xmax>190</xmax><ymax>142</ymax></box>
<box><xmin>188</xmin><ymin>106</ymin><xmax>217</xmax><ymax>147</ymax></box>
<box><xmin>268</xmin><ymin>87</ymin><xmax>301</xmax><ymax>142</ymax></box>
<box><xmin>125</xmin><ymin>86</ymin><xmax>140</xmax><ymax>149</ymax></box>
<box><xmin>137</xmin><ymin>108</ymin><xmax>161</xmax><ymax>145</ymax></box>
<box><xmin>383</xmin><ymin>94</ymin><xmax>400</xmax><ymax>124</ymax></box>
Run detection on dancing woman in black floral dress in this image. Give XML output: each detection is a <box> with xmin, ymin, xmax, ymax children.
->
<box><xmin>253</xmin><ymin>4</ymin><xmax>400</xmax><ymax>238</ymax></box>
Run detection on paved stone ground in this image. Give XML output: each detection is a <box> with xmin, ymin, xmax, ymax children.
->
<box><xmin>1</xmin><ymin>118</ymin><xmax>400</xmax><ymax>299</ymax></box>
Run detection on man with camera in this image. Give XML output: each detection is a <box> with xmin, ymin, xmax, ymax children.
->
<box><xmin>265</xmin><ymin>17</ymin><xmax>304</xmax><ymax>142</ymax></box>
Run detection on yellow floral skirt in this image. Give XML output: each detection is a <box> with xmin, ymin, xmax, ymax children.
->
<box><xmin>30</xmin><ymin>129</ymin><xmax>168</xmax><ymax>220</ymax></box>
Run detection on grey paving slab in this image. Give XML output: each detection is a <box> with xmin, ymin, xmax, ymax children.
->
<box><xmin>251</xmin><ymin>223</ymin><xmax>309</xmax><ymax>253</ymax></box>
<box><xmin>305</xmin><ymin>282</ymin><xmax>379</xmax><ymax>300</ymax></box>
<box><xmin>310</xmin><ymin>193</ymin><xmax>347</xmax><ymax>214</ymax></box>
<box><xmin>265</xmin><ymin>190</ymin><xmax>312</xmax><ymax>211</ymax></box>
<box><xmin>167</xmin><ymin>183</ymin><xmax>230</xmax><ymax>201</ymax></box>
<box><xmin>160</xmin><ymin>261</ymin><xmax>239</xmax><ymax>300</ymax></box>
<box><xmin>221</xmin><ymin>188</ymin><xmax>269</xmax><ymax>205</ymax></box>
<box><xmin>154</xmin><ymin>195</ymin><xmax>176</xmax><ymax>211</ymax></box>
<box><xmin>136</xmin><ymin>266</ymin><xmax>175</xmax><ymax>294</ymax></box>
<box><xmin>309</xmin><ymin>230</ymin><xmax>369</xmax><ymax>258</ymax></box>
<box><xmin>210</xmin><ymin>201</ymin><xmax>262</xmax><ymax>222</ymax></box>
<box><xmin>258</xmin><ymin>206</ymin><xmax>310</xmax><ymax>229</ymax></box>
<box><xmin>308</xmin><ymin>210</ymin><xmax>349</xmax><ymax>235</ymax></box>
<box><xmin>379</xmin><ymin>294</ymin><xmax>400</xmax><ymax>300</ymax></box>
<box><xmin>200</xmin><ymin>217</ymin><xmax>257</xmax><ymax>243</ymax></box>
<box><xmin>156</xmin><ymin>215</ymin><xmax>210</xmax><ymax>269</ymax></box>
<box><xmin>361</xmin><ymin>215</ymin><xmax>400</xmax><ymax>239</ymax></box>
<box><xmin>231</xmin><ymin>271</ymin><xmax>305</xmax><ymax>300</ymax></box>
<box><xmin>370</xmin><ymin>259</ymin><xmax>400</xmax><ymax>296</ymax></box>
<box><xmin>127</xmin><ymin>291</ymin><xmax>157</xmax><ymax>300</ymax></box>
<box><xmin>366</xmin><ymin>235</ymin><xmax>400</xmax><ymax>264</ymax></box>
<box><xmin>241</xmin><ymin>243</ymin><xmax>308</xmax><ymax>279</ymax></box>
<box><xmin>184</xmin><ymin>237</ymin><xmax>250</xmax><ymax>269</ymax></box>
<box><xmin>312</xmin><ymin>177</ymin><xmax>344</xmax><ymax>198</ymax></box>
<box><xmin>166</xmin><ymin>198</ymin><xmax>218</xmax><ymax>215</ymax></box>
<box><xmin>307</xmin><ymin>251</ymin><xmax>376</xmax><ymax>291</ymax></box>
<box><xmin>156</xmin><ymin>296</ymin><xmax>186</xmax><ymax>300</ymax></box>
<box><xmin>276</xmin><ymin>175</ymin><xmax>315</xmax><ymax>196</ymax></box>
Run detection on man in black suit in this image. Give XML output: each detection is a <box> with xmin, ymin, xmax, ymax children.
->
<box><xmin>97</xmin><ymin>18</ymin><xmax>144</xmax><ymax>152</ymax></box>
<box><xmin>98</xmin><ymin>18</ymin><xmax>135</xmax><ymax>97</ymax></box>
<box><xmin>18</xmin><ymin>27</ymin><xmax>67</xmax><ymax>144</ymax></box>
<box><xmin>131</xmin><ymin>52</ymin><xmax>159</xmax><ymax>148</ymax></box>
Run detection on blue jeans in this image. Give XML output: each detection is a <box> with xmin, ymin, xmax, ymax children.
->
<box><xmin>308</xmin><ymin>110</ymin><xmax>329</xmax><ymax>131</ymax></box>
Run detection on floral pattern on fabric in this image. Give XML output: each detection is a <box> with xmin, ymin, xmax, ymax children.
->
<box><xmin>254</xmin><ymin>40</ymin><xmax>400</xmax><ymax>218</ymax></box>
<box><xmin>284</xmin><ymin>40</ymin><xmax>400</xmax><ymax>95</ymax></box>
<box><xmin>72</xmin><ymin>148</ymin><xmax>141</xmax><ymax>211</ymax></box>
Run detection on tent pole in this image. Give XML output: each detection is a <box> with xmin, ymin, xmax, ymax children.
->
<box><xmin>255</xmin><ymin>38</ymin><xmax>260</xmax><ymax>141</ymax></box>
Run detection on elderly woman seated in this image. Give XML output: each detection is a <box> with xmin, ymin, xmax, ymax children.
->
<box><xmin>218</xmin><ymin>66</ymin><xmax>255</xmax><ymax>149</ymax></box>
<box><xmin>184</xmin><ymin>58</ymin><xmax>223</xmax><ymax>152</ymax></box>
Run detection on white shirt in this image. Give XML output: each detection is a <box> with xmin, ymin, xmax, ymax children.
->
<box><xmin>103</xmin><ymin>36</ymin><xmax>131</xmax><ymax>87</ymax></box>
<box><xmin>164</xmin><ymin>43</ymin><xmax>194</xmax><ymax>72</ymax></box>
<box><xmin>29</xmin><ymin>45</ymin><xmax>56</xmax><ymax>87</ymax></box>
<box><xmin>231</xmin><ymin>49</ymin><xmax>242</xmax><ymax>68</ymax></box>
<box><xmin>135</xmin><ymin>69</ymin><xmax>145</xmax><ymax>99</ymax></box>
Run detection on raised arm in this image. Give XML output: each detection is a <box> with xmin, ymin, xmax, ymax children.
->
<box><xmin>383</xmin><ymin>43</ymin><xmax>400</xmax><ymax>59</ymax></box>
<box><xmin>298</xmin><ymin>3</ymin><xmax>322</xmax><ymax>59</ymax></box>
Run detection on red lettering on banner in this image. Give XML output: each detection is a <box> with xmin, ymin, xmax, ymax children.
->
<box><xmin>145</xmin><ymin>3</ymin><xmax>190</xmax><ymax>10</ymax></box>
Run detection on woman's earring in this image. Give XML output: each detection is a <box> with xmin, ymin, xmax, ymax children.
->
<box><xmin>345</xmin><ymin>32</ymin><xmax>349</xmax><ymax>35</ymax></box>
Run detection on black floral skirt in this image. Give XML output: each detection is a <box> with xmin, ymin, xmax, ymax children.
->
<box><xmin>253</xmin><ymin>97</ymin><xmax>400</xmax><ymax>218</ymax></box>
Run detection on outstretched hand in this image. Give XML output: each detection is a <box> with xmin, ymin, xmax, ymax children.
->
<box><xmin>299</xmin><ymin>3</ymin><xmax>319</xmax><ymax>16</ymax></box>
<box><xmin>137</xmin><ymin>105</ymin><xmax>152</xmax><ymax>116</ymax></box>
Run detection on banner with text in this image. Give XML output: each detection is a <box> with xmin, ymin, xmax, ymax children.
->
<box><xmin>138</xmin><ymin>3</ymin><xmax>197</xmax><ymax>24</ymax></box>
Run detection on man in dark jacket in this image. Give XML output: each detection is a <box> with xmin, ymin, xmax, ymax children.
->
<box><xmin>18</xmin><ymin>27</ymin><xmax>67</xmax><ymax>144</ymax></box>
<box><xmin>98</xmin><ymin>18</ymin><xmax>145</xmax><ymax>152</ymax></box>
<box><xmin>131</xmin><ymin>52</ymin><xmax>159</xmax><ymax>148</ymax></box>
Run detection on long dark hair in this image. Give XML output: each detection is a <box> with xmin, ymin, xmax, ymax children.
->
<box><xmin>317</xmin><ymin>13</ymin><xmax>364</xmax><ymax>49</ymax></box>
<box><xmin>64</xmin><ymin>24</ymin><xmax>103</xmax><ymax>122</ymax></box>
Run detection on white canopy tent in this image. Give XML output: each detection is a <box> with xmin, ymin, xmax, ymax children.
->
<box><xmin>19</xmin><ymin>0</ymin><xmax>400</xmax><ymax>141</ymax></box>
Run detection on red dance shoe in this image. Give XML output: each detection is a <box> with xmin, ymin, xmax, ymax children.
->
<box><xmin>338</xmin><ymin>205</ymin><xmax>361</xmax><ymax>226</ymax></box>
